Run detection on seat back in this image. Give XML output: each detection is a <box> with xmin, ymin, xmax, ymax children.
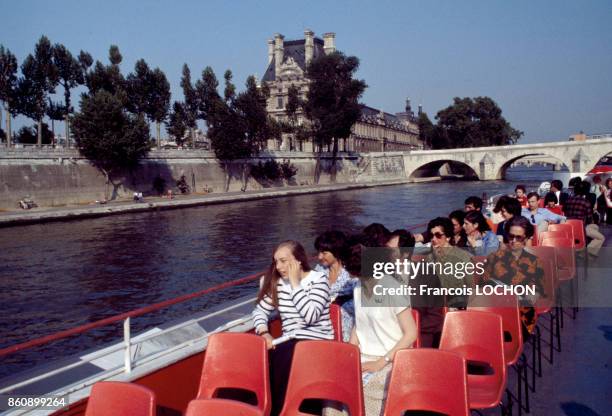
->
<box><xmin>468</xmin><ymin>294</ymin><xmax>523</xmax><ymax>366</ymax></box>
<box><xmin>384</xmin><ymin>349</ymin><xmax>469</xmax><ymax>416</ymax></box>
<box><xmin>85</xmin><ymin>382</ymin><xmax>155</xmax><ymax>416</ymax></box>
<box><xmin>330</xmin><ymin>303</ymin><xmax>342</xmax><ymax>341</ymax></box>
<box><xmin>565</xmin><ymin>219</ymin><xmax>586</xmax><ymax>249</ymax></box>
<box><xmin>540</xmin><ymin>237</ymin><xmax>575</xmax><ymax>281</ymax></box>
<box><xmin>280</xmin><ymin>341</ymin><xmax>364</xmax><ymax>416</ymax></box>
<box><xmin>535</xmin><ymin>257</ymin><xmax>556</xmax><ymax>314</ymax></box>
<box><xmin>439</xmin><ymin>311</ymin><xmax>507</xmax><ymax>409</ymax></box>
<box><xmin>538</xmin><ymin>230</ymin><xmax>570</xmax><ymax>245</ymax></box>
<box><xmin>186</xmin><ymin>398</ymin><xmax>263</xmax><ymax>416</ymax></box>
<box><xmin>411</xmin><ymin>309</ymin><xmax>421</xmax><ymax>348</ymax></box>
<box><xmin>198</xmin><ymin>333</ymin><xmax>270</xmax><ymax>416</ymax></box>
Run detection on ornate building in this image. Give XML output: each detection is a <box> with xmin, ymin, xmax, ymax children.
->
<box><xmin>261</xmin><ymin>30</ymin><xmax>423</xmax><ymax>152</ymax></box>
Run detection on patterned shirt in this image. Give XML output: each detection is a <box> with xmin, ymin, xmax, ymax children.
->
<box><xmin>314</xmin><ymin>264</ymin><xmax>357</xmax><ymax>341</ymax></box>
<box><xmin>481</xmin><ymin>249</ymin><xmax>545</xmax><ymax>333</ymax></box>
<box><xmin>563</xmin><ymin>195</ymin><xmax>592</xmax><ymax>223</ymax></box>
<box><xmin>252</xmin><ymin>270</ymin><xmax>334</xmax><ymax>340</ymax></box>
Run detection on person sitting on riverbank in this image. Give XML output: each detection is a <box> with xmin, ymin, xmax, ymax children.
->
<box><xmin>464</xmin><ymin>195</ymin><xmax>483</xmax><ymax>212</ymax></box>
<box><xmin>448</xmin><ymin>210</ymin><xmax>468</xmax><ymax>247</ymax></box>
<box><xmin>464</xmin><ymin>210</ymin><xmax>500</xmax><ymax>256</ymax></box>
<box><xmin>494</xmin><ymin>197</ymin><xmax>523</xmax><ymax>243</ymax></box>
<box><xmin>324</xmin><ymin>235</ymin><xmax>416</xmax><ymax>416</ymax></box>
<box><xmin>477</xmin><ymin>216</ymin><xmax>545</xmax><ymax>338</ymax></box>
<box><xmin>522</xmin><ymin>192</ymin><xmax>566</xmax><ymax>231</ymax></box>
<box><xmin>314</xmin><ymin>230</ymin><xmax>356</xmax><ymax>342</ymax></box>
<box><xmin>252</xmin><ymin>240</ymin><xmax>334</xmax><ymax>416</ymax></box>
<box><xmin>515</xmin><ymin>185</ymin><xmax>528</xmax><ymax>207</ymax></box>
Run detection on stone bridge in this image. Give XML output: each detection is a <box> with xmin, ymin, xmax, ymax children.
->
<box><xmin>366</xmin><ymin>138</ymin><xmax>612</xmax><ymax>181</ymax></box>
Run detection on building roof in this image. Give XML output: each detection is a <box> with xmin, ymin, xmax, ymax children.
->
<box><xmin>359</xmin><ymin>105</ymin><xmax>416</xmax><ymax>132</ymax></box>
<box><xmin>262</xmin><ymin>38</ymin><xmax>325</xmax><ymax>82</ymax></box>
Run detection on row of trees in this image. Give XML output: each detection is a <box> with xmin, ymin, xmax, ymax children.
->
<box><xmin>417</xmin><ymin>96</ymin><xmax>523</xmax><ymax>149</ymax></box>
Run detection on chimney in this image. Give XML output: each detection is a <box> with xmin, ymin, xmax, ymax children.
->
<box><xmin>323</xmin><ymin>32</ymin><xmax>336</xmax><ymax>55</ymax></box>
<box><xmin>405</xmin><ymin>97</ymin><xmax>412</xmax><ymax>114</ymax></box>
<box><xmin>418</xmin><ymin>104</ymin><xmax>423</xmax><ymax>116</ymax></box>
<box><xmin>304</xmin><ymin>29</ymin><xmax>314</xmax><ymax>66</ymax></box>
<box><xmin>267</xmin><ymin>39</ymin><xmax>274</xmax><ymax>64</ymax></box>
<box><xmin>274</xmin><ymin>33</ymin><xmax>284</xmax><ymax>77</ymax></box>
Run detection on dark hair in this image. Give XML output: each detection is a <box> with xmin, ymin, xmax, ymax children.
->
<box><xmin>515</xmin><ymin>185</ymin><xmax>526</xmax><ymax>193</ymax></box>
<box><xmin>492</xmin><ymin>195</ymin><xmax>511</xmax><ymax>213</ymax></box>
<box><xmin>499</xmin><ymin>197</ymin><xmax>522</xmax><ymax>217</ymax></box>
<box><xmin>526</xmin><ymin>191</ymin><xmax>540</xmax><ymax>200</ymax></box>
<box><xmin>544</xmin><ymin>192</ymin><xmax>558</xmax><ymax>205</ymax></box>
<box><xmin>551</xmin><ymin>180</ymin><xmax>563</xmax><ymax>191</ymax></box>
<box><xmin>464</xmin><ymin>210</ymin><xmax>491</xmax><ymax>232</ymax></box>
<box><xmin>574</xmin><ymin>180</ymin><xmax>590</xmax><ymax>196</ymax></box>
<box><xmin>389</xmin><ymin>229</ymin><xmax>415</xmax><ymax>248</ymax></box>
<box><xmin>568</xmin><ymin>177</ymin><xmax>582</xmax><ymax>188</ymax></box>
<box><xmin>449</xmin><ymin>209</ymin><xmax>466</xmax><ymax>225</ymax></box>
<box><xmin>344</xmin><ymin>234</ymin><xmax>366</xmax><ymax>277</ymax></box>
<box><xmin>363</xmin><ymin>223</ymin><xmax>391</xmax><ymax>246</ymax></box>
<box><xmin>257</xmin><ymin>241</ymin><xmax>311</xmax><ymax>307</ymax></box>
<box><xmin>464</xmin><ymin>196</ymin><xmax>483</xmax><ymax>210</ymax></box>
<box><xmin>504</xmin><ymin>216</ymin><xmax>535</xmax><ymax>240</ymax></box>
<box><xmin>606</xmin><ymin>178</ymin><xmax>612</xmax><ymax>189</ymax></box>
<box><xmin>427</xmin><ymin>217</ymin><xmax>453</xmax><ymax>238</ymax></box>
<box><xmin>314</xmin><ymin>230</ymin><xmax>347</xmax><ymax>262</ymax></box>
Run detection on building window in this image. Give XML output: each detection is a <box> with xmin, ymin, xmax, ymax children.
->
<box><xmin>277</xmin><ymin>96</ymin><xmax>284</xmax><ymax>109</ymax></box>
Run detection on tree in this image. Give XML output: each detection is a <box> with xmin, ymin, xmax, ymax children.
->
<box><xmin>166</xmin><ymin>101</ymin><xmax>187</xmax><ymax>145</ymax></box>
<box><xmin>15</xmin><ymin>123</ymin><xmax>53</xmax><ymax>145</ymax></box>
<box><xmin>84</xmin><ymin>45</ymin><xmax>127</xmax><ymax>105</ymax></box>
<box><xmin>72</xmin><ymin>90</ymin><xmax>150</xmax><ymax>200</ymax></box>
<box><xmin>46</xmin><ymin>99</ymin><xmax>65</xmax><ymax>144</ymax></box>
<box><xmin>53</xmin><ymin>43</ymin><xmax>85</xmax><ymax>146</ymax></box>
<box><xmin>284</xmin><ymin>85</ymin><xmax>308</xmax><ymax>150</ymax></box>
<box><xmin>180</xmin><ymin>64</ymin><xmax>198</xmax><ymax>146</ymax></box>
<box><xmin>417</xmin><ymin>111</ymin><xmax>435</xmax><ymax>149</ymax></box>
<box><xmin>303</xmin><ymin>52</ymin><xmax>367</xmax><ymax>179</ymax></box>
<box><xmin>432</xmin><ymin>97</ymin><xmax>523</xmax><ymax>149</ymax></box>
<box><xmin>17</xmin><ymin>36</ymin><xmax>59</xmax><ymax>146</ymax></box>
<box><xmin>0</xmin><ymin>45</ymin><xmax>18</xmax><ymax>145</ymax></box>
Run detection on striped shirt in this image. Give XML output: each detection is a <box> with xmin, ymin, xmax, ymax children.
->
<box><xmin>252</xmin><ymin>270</ymin><xmax>334</xmax><ymax>340</ymax></box>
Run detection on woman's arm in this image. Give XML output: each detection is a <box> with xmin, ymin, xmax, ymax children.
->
<box><xmin>290</xmin><ymin>277</ymin><xmax>331</xmax><ymax>324</ymax></box>
<box><xmin>361</xmin><ymin>308</ymin><xmax>417</xmax><ymax>373</ymax></box>
<box><xmin>252</xmin><ymin>294</ymin><xmax>275</xmax><ymax>335</ymax></box>
<box><xmin>349</xmin><ymin>326</ymin><xmax>359</xmax><ymax>346</ymax></box>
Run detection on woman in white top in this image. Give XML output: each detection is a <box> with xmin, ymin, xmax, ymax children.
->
<box><xmin>326</xmin><ymin>237</ymin><xmax>417</xmax><ymax>416</ymax></box>
<box><xmin>252</xmin><ymin>240</ymin><xmax>333</xmax><ymax>416</ymax></box>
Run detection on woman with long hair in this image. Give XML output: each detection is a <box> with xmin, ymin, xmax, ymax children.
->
<box><xmin>252</xmin><ymin>240</ymin><xmax>334</xmax><ymax>415</ymax></box>
<box><xmin>464</xmin><ymin>210</ymin><xmax>500</xmax><ymax>255</ymax></box>
<box><xmin>448</xmin><ymin>210</ymin><xmax>468</xmax><ymax>247</ymax></box>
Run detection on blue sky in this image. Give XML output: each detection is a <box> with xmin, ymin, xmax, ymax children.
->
<box><xmin>2</xmin><ymin>0</ymin><xmax>612</xmax><ymax>143</ymax></box>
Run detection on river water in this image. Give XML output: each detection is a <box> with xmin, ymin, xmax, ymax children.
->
<box><xmin>0</xmin><ymin>167</ymin><xmax>553</xmax><ymax>379</ymax></box>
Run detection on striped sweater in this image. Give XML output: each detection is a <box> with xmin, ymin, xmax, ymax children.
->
<box><xmin>252</xmin><ymin>270</ymin><xmax>334</xmax><ymax>340</ymax></box>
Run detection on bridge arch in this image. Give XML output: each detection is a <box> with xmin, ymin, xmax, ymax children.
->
<box><xmin>497</xmin><ymin>153</ymin><xmax>570</xmax><ymax>180</ymax></box>
<box><xmin>408</xmin><ymin>159</ymin><xmax>479</xmax><ymax>180</ymax></box>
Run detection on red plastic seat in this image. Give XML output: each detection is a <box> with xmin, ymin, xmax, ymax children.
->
<box><xmin>439</xmin><ymin>311</ymin><xmax>507</xmax><ymax>411</ymax></box>
<box><xmin>468</xmin><ymin>294</ymin><xmax>523</xmax><ymax>366</ymax></box>
<box><xmin>330</xmin><ymin>303</ymin><xmax>342</xmax><ymax>341</ymax></box>
<box><xmin>547</xmin><ymin>223</ymin><xmax>574</xmax><ymax>242</ymax></box>
<box><xmin>411</xmin><ymin>309</ymin><xmax>421</xmax><ymax>348</ymax></box>
<box><xmin>384</xmin><ymin>349</ymin><xmax>469</xmax><ymax>416</ymax></box>
<box><xmin>186</xmin><ymin>398</ymin><xmax>263</xmax><ymax>416</ymax></box>
<box><xmin>540</xmin><ymin>237</ymin><xmax>575</xmax><ymax>281</ymax></box>
<box><xmin>280</xmin><ymin>340</ymin><xmax>364</xmax><ymax>416</ymax></box>
<box><xmin>85</xmin><ymin>381</ymin><xmax>155</xmax><ymax>416</ymax></box>
<box><xmin>197</xmin><ymin>333</ymin><xmax>270</xmax><ymax>416</ymax></box>
<box><xmin>538</xmin><ymin>230</ymin><xmax>570</xmax><ymax>245</ymax></box>
<box><xmin>564</xmin><ymin>219</ymin><xmax>586</xmax><ymax>250</ymax></box>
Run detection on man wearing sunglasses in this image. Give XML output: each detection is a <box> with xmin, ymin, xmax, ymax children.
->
<box><xmin>521</xmin><ymin>191</ymin><xmax>566</xmax><ymax>231</ymax></box>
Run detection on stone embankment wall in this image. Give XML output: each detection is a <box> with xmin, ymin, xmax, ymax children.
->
<box><xmin>0</xmin><ymin>148</ymin><xmax>403</xmax><ymax>209</ymax></box>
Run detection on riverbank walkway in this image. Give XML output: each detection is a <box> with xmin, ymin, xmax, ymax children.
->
<box><xmin>0</xmin><ymin>179</ymin><xmax>411</xmax><ymax>227</ymax></box>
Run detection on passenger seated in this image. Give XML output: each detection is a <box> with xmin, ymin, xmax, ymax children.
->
<box><xmin>314</xmin><ymin>230</ymin><xmax>356</xmax><ymax>342</ymax></box>
<box><xmin>252</xmin><ymin>241</ymin><xmax>334</xmax><ymax>416</ymax></box>
<box><xmin>464</xmin><ymin>210</ymin><xmax>500</xmax><ymax>256</ymax></box>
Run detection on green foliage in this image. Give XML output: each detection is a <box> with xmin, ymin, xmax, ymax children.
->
<box><xmin>180</xmin><ymin>64</ymin><xmax>198</xmax><ymax>134</ymax></box>
<box><xmin>279</xmin><ymin>159</ymin><xmax>298</xmax><ymax>179</ymax></box>
<box><xmin>417</xmin><ymin>112</ymin><xmax>435</xmax><ymax>149</ymax></box>
<box><xmin>304</xmin><ymin>52</ymin><xmax>367</xmax><ymax>154</ymax></box>
<box><xmin>250</xmin><ymin>159</ymin><xmax>297</xmax><ymax>182</ymax></box>
<box><xmin>84</xmin><ymin>46</ymin><xmax>127</xmax><ymax>105</ymax></box>
<box><xmin>72</xmin><ymin>90</ymin><xmax>150</xmax><ymax>178</ymax></box>
<box><xmin>127</xmin><ymin>60</ymin><xmax>170</xmax><ymax>125</ymax></box>
<box><xmin>0</xmin><ymin>45</ymin><xmax>18</xmax><ymax>108</ymax></box>
<box><xmin>15</xmin><ymin>123</ymin><xmax>53</xmax><ymax>144</ymax></box>
<box><xmin>166</xmin><ymin>101</ymin><xmax>188</xmax><ymax>144</ymax></box>
<box><xmin>52</xmin><ymin>43</ymin><xmax>85</xmax><ymax>117</ymax></box>
<box><xmin>431</xmin><ymin>97</ymin><xmax>523</xmax><ymax>149</ymax></box>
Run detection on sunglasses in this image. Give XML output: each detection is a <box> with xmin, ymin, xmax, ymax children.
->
<box><xmin>432</xmin><ymin>232</ymin><xmax>446</xmax><ymax>239</ymax></box>
<box><xmin>507</xmin><ymin>233</ymin><xmax>527</xmax><ymax>242</ymax></box>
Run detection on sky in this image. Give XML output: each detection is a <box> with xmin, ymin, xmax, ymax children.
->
<box><xmin>2</xmin><ymin>0</ymin><xmax>612</xmax><ymax>143</ymax></box>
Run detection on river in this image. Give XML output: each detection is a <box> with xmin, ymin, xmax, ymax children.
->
<box><xmin>0</xmin><ymin>166</ymin><xmax>556</xmax><ymax>379</ymax></box>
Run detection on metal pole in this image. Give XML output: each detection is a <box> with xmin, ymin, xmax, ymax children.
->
<box><xmin>124</xmin><ymin>317</ymin><xmax>131</xmax><ymax>373</ymax></box>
